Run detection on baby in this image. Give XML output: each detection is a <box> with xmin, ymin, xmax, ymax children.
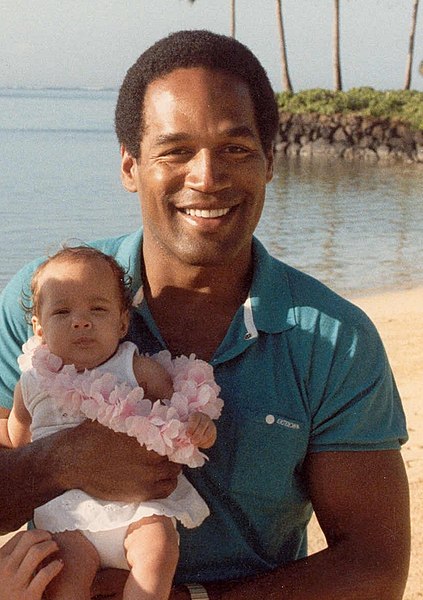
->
<box><xmin>0</xmin><ymin>246</ymin><xmax>221</xmax><ymax>600</ymax></box>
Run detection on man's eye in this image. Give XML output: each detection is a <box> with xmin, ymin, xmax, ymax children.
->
<box><xmin>163</xmin><ymin>148</ymin><xmax>191</xmax><ymax>158</ymax></box>
<box><xmin>224</xmin><ymin>145</ymin><xmax>250</xmax><ymax>154</ymax></box>
<box><xmin>92</xmin><ymin>307</ymin><xmax>107</xmax><ymax>312</ymax></box>
<box><xmin>53</xmin><ymin>309</ymin><xmax>69</xmax><ymax>315</ymax></box>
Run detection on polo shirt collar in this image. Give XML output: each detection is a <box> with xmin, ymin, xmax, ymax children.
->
<box><xmin>129</xmin><ymin>231</ymin><xmax>297</xmax><ymax>343</ymax></box>
<box><xmin>248</xmin><ymin>237</ymin><xmax>297</xmax><ymax>334</ymax></box>
<box><xmin>113</xmin><ymin>229</ymin><xmax>143</xmax><ymax>295</ymax></box>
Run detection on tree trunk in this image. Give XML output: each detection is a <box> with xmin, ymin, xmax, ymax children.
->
<box><xmin>404</xmin><ymin>0</ymin><xmax>419</xmax><ymax>90</ymax></box>
<box><xmin>230</xmin><ymin>0</ymin><xmax>236</xmax><ymax>38</ymax></box>
<box><xmin>276</xmin><ymin>0</ymin><xmax>293</xmax><ymax>92</ymax></box>
<box><xmin>332</xmin><ymin>0</ymin><xmax>342</xmax><ymax>91</ymax></box>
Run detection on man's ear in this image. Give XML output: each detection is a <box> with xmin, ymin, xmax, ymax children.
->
<box><xmin>120</xmin><ymin>145</ymin><xmax>139</xmax><ymax>193</ymax></box>
<box><xmin>32</xmin><ymin>316</ymin><xmax>43</xmax><ymax>340</ymax></box>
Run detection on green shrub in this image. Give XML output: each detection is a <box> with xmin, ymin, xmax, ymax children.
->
<box><xmin>276</xmin><ymin>88</ymin><xmax>423</xmax><ymax>130</ymax></box>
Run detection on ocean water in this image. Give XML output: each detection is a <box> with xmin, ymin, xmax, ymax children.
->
<box><xmin>1</xmin><ymin>88</ymin><xmax>423</xmax><ymax>296</ymax></box>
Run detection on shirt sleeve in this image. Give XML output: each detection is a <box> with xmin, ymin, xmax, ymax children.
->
<box><xmin>306</xmin><ymin>307</ymin><xmax>408</xmax><ymax>452</ymax></box>
<box><xmin>0</xmin><ymin>262</ymin><xmax>37</xmax><ymax>409</ymax></box>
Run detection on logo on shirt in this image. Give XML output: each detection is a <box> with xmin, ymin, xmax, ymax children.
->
<box><xmin>277</xmin><ymin>418</ymin><xmax>300</xmax><ymax>430</ymax></box>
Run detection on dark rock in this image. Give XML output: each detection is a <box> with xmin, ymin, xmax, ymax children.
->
<box><xmin>376</xmin><ymin>145</ymin><xmax>392</xmax><ymax>160</ymax></box>
<box><xmin>333</xmin><ymin>127</ymin><xmax>349</xmax><ymax>142</ymax></box>
<box><xmin>286</xmin><ymin>143</ymin><xmax>301</xmax><ymax>156</ymax></box>
<box><xmin>276</xmin><ymin>112</ymin><xmax>422</xmax><ymax>164</ymax></box>
<box><xmin>274</xmin><ymin>142</ymin><xmax>289</xmax><ymax>153</ymax></box>
<box><xmin>371</xmin><ymin>124</ymin><xmax>385</xmax><ymax>142</ymax></box>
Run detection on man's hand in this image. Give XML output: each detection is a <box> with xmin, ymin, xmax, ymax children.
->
<box><xmin>0</xmin><ymin>419</ymin><xmax>181</xmax><ymax>533</ymax></box>
<box><xmin>90</xmin><ymin>568</ymin><xmax>127</xmax><ymax>599</ymax></box>
<box><xmin>57</xmin><ymin>420</ymin><xmax>182</xmax><ymax>502</ymax></box>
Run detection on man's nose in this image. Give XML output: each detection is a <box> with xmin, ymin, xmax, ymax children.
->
<box><xmin>185</xmin><ymin>149</ymin><xmax>230</xmax><ymax>193</ymax></box>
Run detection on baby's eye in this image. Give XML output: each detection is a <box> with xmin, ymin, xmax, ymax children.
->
<box><xmin>53</xmin><ymin>309</ymin><xmax>69</xmax><ymax>315</ymax></box>
<box><xmin>92</xmin><ymin>306</ymin><xmax>108</xmax><ymax>312</ymax></box>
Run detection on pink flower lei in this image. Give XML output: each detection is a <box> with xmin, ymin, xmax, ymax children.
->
<box><xmin>19</xmin><ymin>337</ymin><xmax>224</xmax><ymax>468</ymax></box>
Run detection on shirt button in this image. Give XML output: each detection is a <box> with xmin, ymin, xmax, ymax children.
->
<box><xmin>265</xmin><ymin>414</ymin><xmax>275</xmax><ymax>425</ymax></box>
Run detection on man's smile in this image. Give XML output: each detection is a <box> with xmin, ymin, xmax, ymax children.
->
<box><xmin>182</xmin><ymin>207</ymin><xmax>231</xmax><ymax>218</ymax></box>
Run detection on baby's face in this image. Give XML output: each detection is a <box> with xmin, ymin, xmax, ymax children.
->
<box><xmin>32</xmin><ymin>259</ymin><xmax>129</xmax><ymax>370</ymax></box>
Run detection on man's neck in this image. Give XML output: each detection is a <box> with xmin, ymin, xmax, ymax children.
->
<box><xmin>141</xmin><ymin>243</ymin><xmax>254</xmax><ymax>360</ymax></box>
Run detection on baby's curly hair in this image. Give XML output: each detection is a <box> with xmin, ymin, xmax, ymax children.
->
<box><xmin>24</xmin><ymin>245</ymin><xmax>133</xmax><ymax>322</ymax></box>
<box><xmin>115</xmin><ymin>29</ymin><xmax>279</xmax><ymax>159</ymax></box>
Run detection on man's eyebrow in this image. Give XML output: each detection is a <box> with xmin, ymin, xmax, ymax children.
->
<box><xmin>224</xmin><ymin>126</ymin><xmax>257</xmax><ymax>140</ymax></box>
<box><xmin>153</xmin><ymin>133</ymin><xmax>191</xmax><ymax>146</ymax></box>
<box><xmin>152</xmin><ymin>126</ymin><xmax>258</xmax><ymax>146</ymax></box>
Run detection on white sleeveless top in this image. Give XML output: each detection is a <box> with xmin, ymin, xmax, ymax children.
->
<box><xmin>21</xmin><ymin>341</ymin><xmax>138</xmax><ymax>441</ymax></box>
<box><xmin>22</xmin><ymin>342</ymin><xmax>209</xmax><ymax>532</ymax></box>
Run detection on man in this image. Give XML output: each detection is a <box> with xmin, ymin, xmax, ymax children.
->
<box><xmin>0</xmin><ymin>30</ymin><xmax>410</xmax><ymax>599</ymax></box>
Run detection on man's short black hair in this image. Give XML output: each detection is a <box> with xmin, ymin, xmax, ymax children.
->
<box><xmin>115</xmin><ymin>29</ymin><xmax>279</xmax><ymax>158</ymax></box>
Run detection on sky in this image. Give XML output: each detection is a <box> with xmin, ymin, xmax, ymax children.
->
<box><xmin>1</xmin><ymin>0</ymin><xmax>422</xmax><ymax>92</ymax></box>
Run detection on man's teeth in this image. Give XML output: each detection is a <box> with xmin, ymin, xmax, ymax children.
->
<box><xmin>184</xmin><ymin>207</ymin><xmax>230</xmax><ymax>218</ymax></box>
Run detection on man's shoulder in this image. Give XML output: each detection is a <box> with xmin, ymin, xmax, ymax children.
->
<box><xmin>256</xmin><ymin>241</ymin><xmax>374</xmax><ymax>334</ymax></box>
<box><xmin>88</xmin><ymin>230</ymin><xmax>141</xmax><ymax>257</ymax></box>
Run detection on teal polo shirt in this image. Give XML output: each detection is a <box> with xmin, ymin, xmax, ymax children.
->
<box><xmin>0</xmin><ymin>230</ymin><xmax>408</xmax><ymax>583</ymax></box>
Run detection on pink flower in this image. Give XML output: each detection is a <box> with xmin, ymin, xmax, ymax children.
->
<box><xmin>126</xmin><ymin>416</ymin><xmax>168</xmax><ymax>456</ymax></box>
<box><xmin>167</xmin><ymin>392</ymin><xmax>190</xmax><ymax>421</ymax></box>
<box><xmin>24</xmin><ymin>340</ymin><xmax>224</xmax><ymax>467</ymax></box>
<box><xmin>18</xmin><ymin>336</ymin><xmax>43</xmax><ymax>372</ymax></box>
<box><xmin>58</xmin><ymin>388</ymin><xmax>86</xmax><ymax>416</ymax></box>
<box><xmin>32</xmin><ymin>347</ymin><xmax>63</xmax><ymax>377</ymax></box>
<box><xmin>170</xmin><ymin>444</ymin><xmax>207</xmax><ymax>468</ymax></box>
<box><xmin>85</xmin><ymin>372</ymin><xmax>119</xmax><ymax>403</ymax></box>
<box><xmin>18</xmin><ymin>336</ymin><xmax>63</xmax><ymax>376</ymax></box>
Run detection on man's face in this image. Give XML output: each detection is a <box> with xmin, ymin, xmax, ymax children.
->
<box><xmin>121</xmin><ymin>67</ymin><xmax>273</xmax><ymax>269</ymax></box>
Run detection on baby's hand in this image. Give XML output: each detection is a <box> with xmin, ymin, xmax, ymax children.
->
<box><xmin>187</xmin><ymin>413</ymin><xmax>217</xmax><ymax>449</ymax></box>
<box><xmin>0</xmin><ymin>529</ymin><xmax>63</xmax><ymax>600</ymax></box>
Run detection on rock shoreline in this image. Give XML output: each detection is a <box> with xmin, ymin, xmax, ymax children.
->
<box><xmin>275</xmin><ymin>112</ymin><xmax>423</xmax><ymax>164</ymax></box>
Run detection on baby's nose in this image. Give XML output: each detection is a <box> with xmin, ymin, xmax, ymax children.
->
<box><xmin>71</xmin><ymin>315</ymin><xmax>92</xmax><ymax>329</ymax></box>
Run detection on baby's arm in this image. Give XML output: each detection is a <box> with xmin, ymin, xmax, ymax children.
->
<box><xmin>187</xmin><ymin>412</ymin><xmax>217</xmax><ymax>449</ymax></box>
<box><xmin>0</xmin><ymin>381</ymin><xmax>31</xmax><ymax>448</ymax></box>
<box><xmin>132</xmin><ymin>353</ymin><xmax>217</xmax><ymax>448</ymax></box>
<box><xmin>132</xmin><ymin>355</ymin><xmax>174</xmax><ymax>401</ymax></box>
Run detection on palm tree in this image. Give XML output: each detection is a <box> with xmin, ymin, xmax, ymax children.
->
<box><xmin>275</xmin><ymin>0</ymin><xmax>293</xmax><ymax>92</ymax></box>
<box><xmin>230</xmin><ymin>0</ymin><xmax>236</xmax><ymax>38</ymax></box>
<box><xmin>332</xmin><ymin>0</ymin><xmax>342</xmax><ymax>91</ymax></box>
<box><xmin>186</xmin><ymin>0</ymin><xmax>236</xmax><ymax>38</ymax></box>
<box><xmin>404</xmin><ymin>0</ymin><xmax>420</xmax><ymax>90</ymax></box>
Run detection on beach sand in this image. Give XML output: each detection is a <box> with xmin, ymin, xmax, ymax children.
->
<box><xmin>1</xmin><ymin>286</ymin><xmax>422</xmax><ymax>597</ymax></box>
<box><xmin>308</xmin><ymin>286</ymin><xmax>423</xmax><ymax>599</ymax></box>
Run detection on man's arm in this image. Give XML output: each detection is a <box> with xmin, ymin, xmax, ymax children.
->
<box><xmin>171</xmin><ymin>449</ymin><xmax>410</xmax><ymax>600</ymax></box>
<box><xmin>0</xmin><ymin>420</ymin><xmax>181</xmax><ymax>534</ymax></box>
